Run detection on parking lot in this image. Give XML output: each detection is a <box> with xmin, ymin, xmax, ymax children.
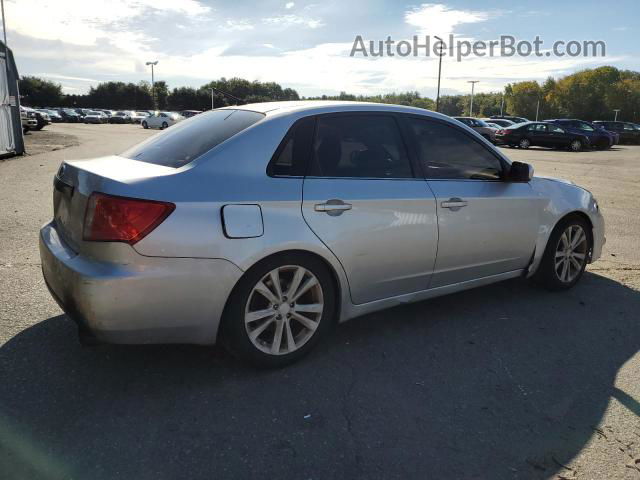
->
<box><xmin>1</xmin><ymin>123</ymin><xmax>639</xmax><ymax>479</ymax></box>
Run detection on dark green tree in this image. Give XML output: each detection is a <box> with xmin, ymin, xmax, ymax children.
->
<box><xmin>19</xmin><ymin>76</ymin><xmax>63</xmax><ymax>107</ymax></box>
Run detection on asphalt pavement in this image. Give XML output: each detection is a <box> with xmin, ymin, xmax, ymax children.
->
<box><xmin>1</xmin><ymin>124</ymin><xmax>639</xmax><ymax>479</ymax></box>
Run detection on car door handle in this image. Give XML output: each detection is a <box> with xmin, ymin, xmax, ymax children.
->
<box><xmin>441</xmin><ymin>198</ymin><xmax>468</xmax><ymax>210</ymax></box>
<box><xmin>314</xmin><ymin>200</ymin><xmax>352</xmax><ymax>215</ymax></box>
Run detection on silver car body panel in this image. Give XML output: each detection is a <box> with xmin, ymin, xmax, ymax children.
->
<box><xmin>40</xmin><ymin>101</ymin><xmax>605</xmax><ymax>344</ymax></box>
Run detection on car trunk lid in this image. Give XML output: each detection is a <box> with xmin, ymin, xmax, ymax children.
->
<box><xmin>53</xmin><ymin>156</ymin><xmax>178</xmax><ymax>254</ymax></box>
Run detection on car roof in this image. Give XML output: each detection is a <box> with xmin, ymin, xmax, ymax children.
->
<box><xmin>221</xmin><ymin>100</ymin><xmax>451</xmax><ymax>122</ymax></box>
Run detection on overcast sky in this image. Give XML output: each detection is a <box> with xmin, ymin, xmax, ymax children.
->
<box><xmin>5</xmin><ymin>0</ymin><xmax>639</xmax><ymax>97</ymax></box>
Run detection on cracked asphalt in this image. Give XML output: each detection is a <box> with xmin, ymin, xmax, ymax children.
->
<box><xmin>1</xmin><ymin>124</ymin><xmax>639</xmax><ymax>479</ymax></box>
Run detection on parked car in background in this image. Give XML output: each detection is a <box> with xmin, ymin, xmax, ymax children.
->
<box><xmin>453</xmin><ymin>117</ymin><xmax>497</xmax><ymax>143</ymax></box>
<box><xmin>496</xmin><ymin>122</ymin><xmax>590</xmax><ymax>151</ymax></box>
<box><xmin>485</xmin><ymin>122</ymin><xmax>503</xmax><ymax>130</ymax></box>
<box><xmin>109</xmin><ymin>111</ymin><xmax>132</xmax><ymax>124</ymax></box>
<box><xmin>593</xmin><ymin>121</ymin><xmax>640</xmax><ymax>144</ymax></box>
<box><xmin>58</xmin><ymin>109</ymin><xmax>81</xmax><ymax>123</ymax></box>
<box><xmin>83</xmin><ymin>111</ymin><xmax>108</xmax><ymax>124</ymax></box>
<box><xmin>545</xmin><ymin>119</ymin><xmax>614</xmax><ymax>150</ymax></box>
<box><xmin>181</xmin><ymin>110</ymin><xmax>203</xmax><ymax>118</ymax></box>
<box><xmin>491</xmin><ymin>115</ymin><xmax>529</xmax><ymax>124</ymax></box>
<box><xmin>20</xmin><ymin>106</ymin><xmax>37</xmax><ymax>133</ymax></box>
<box><xmin>130</xmin><ymin>111</ymin><xmax>149</xmax><ymax>124</ymax></box>
<box><xmin>40</xmin><ymin>109</ymin><xmax>63</xmax><ymax>122</ymax></box>
<box><xmin>482</xmin><ymin>118</ymin><xmax>514</xmax><ymax>128</ymax></box>
<box><xmin>141</xmin><ymin>111</ymin><xmax>184</xmax><ymax>129</ymax></box>
<box><xmin>23</xmin><ymin>107</ymin><xmax>49</xmax><ymax>130</ymax></box>
<box><xmin>40</xmin><ymin>102</ymin><xmax>604</xmax><ymax>367</ymax></box>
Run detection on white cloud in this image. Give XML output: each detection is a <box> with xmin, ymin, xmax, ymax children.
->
<box><xmin>225</xmin><ymin>19</ymin><xmax>254</xmax><ymax>31</ymax></box>
<box><xmin>285</xmin><ymin>2</ymin><xmax>295</xmax><ymax>9</ymax></box>
<box><xmin>404</xmin><ymin>3</ymin><xmax>492</xmax><ymax>36</ymax></box>
<box><xmin>262</xmin><ymin>14</ymin><xmax>324</xmax><ymax>29</ymax></box>
<box><xmin>7</xmin><ymin>0</ymin><xmax>627</xmax><ymax>99</ymax></box>
<box><xmin>33</xmin><ymin>73</ymin><xmax>99</xmax><ymax>82</ymax></box>
<box><xmin>5</xmin><ymin>0</ymin><xmax>210</xmax><ymax>46</ymax></box>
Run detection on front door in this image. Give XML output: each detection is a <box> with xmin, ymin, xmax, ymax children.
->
<box><xmin>301</xmin><ymin>113</ymin><xmax>439</xmax><ymax>305</ymax></box>
<box><xmin>403</xmin><ymin>116</ymin><xmax>543</xmax><ymax>287</ymax></box>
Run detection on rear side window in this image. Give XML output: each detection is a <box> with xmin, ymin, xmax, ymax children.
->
<box><xmin>121</xmin><ymin>109</ymin><xmax>264</xmax><ymax>168</ymax></box>
<box><xmin>309</xmin><ymin>115</ymin><xmax>413</xmax><ymax>178</ymax></box>
<box><xmin>268</xmin><ymin>116</ymin><xmax>315</xmax><ymax>176</ymax></box>
<box><xmin>407</xmin><ymin>118</ymin><xmax>503</xmax><ymax>180</ymax></box>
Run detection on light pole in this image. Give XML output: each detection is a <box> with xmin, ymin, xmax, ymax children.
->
<box><xmin>210</xmin><ymin>88</ymin><xmax>214</xmax><ymax>110</ymax></box>
<box><xmin>434</xmin><ymin>35</ymin><xmax>444</xmax><ymax>112</ymax></box>
<box><xmin>467</xmin><ymin>80</ymin><xmax>479</xmax><ymax>116</ymax></box>
<box><xmin>613</xmin><ymin>109</ymin><xmax>621</xmax><ymax>121</ymax></box>
<box><xmin>145</xmin><ymin>60</ymin><xmax>158</xmax><ymax>109</ymax></box>
<box><xmin>535</xmin><ymin>99</ymin><xmax>540</xmax><ymax>121</ymax></box>
<box><xmin>500</xmin><ymin>94</ymin><xmax>504</xmax><ymax>116</ymax></box>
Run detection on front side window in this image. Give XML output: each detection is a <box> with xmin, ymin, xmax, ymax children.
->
<box><xmin>575</xmin><ymin>121</ymin><xmax>595</xmax><ymax>131</ymax></box>
<box><xmin>550</xmin><ymin>125</ymin><xmax>564</xmax><ymax>133</ymax></box>
<box><xmin>310</xmin><ymin>115</ymin><xmax>413</xmax><ymax>178</ymax></box>
<box><xmin>407</xmin><ymin>118</ymin><xmax>503</xmax><ymax>181</ymax></box>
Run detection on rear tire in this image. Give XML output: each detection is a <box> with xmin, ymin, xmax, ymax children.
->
<box><xmin>534</xmin><ymin>215</ymin><xmax>592</xmax><ymax>291</ymax></box>
<box><xmin>518</xmin><ymin>138</ymin><xmax>531</xmax><ymax>149</ymax></box>
<box><xmin>161</xmin><ymin>121</ymin><xmax>168</xmax><ymax>129</ymax></box>
<box><xmin>221</xmin><ymin>252</ymin><xmax>336</xmax><ymax>368</ymax></box>
<box><xmin>142</xmin><ymin>121</ymin><xmax>148</xmax><ymax>129</ymax></box>
<box><xmin>569</xmin><ymin>139</ymin><xmax>583</xmax><ymax>152</ymax></box>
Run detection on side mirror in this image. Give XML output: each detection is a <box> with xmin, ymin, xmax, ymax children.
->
<box><xmin>508</xmin><ymin>161</ymin><xmax>534</xmax><ymax>182</ymax></box>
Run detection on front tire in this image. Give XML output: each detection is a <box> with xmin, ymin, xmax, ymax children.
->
<box><xmin>534</xmin><ymin>216</ymin><xmax>592</xmax><ymax>291</ymax></box>
<box><xmin>161</xmin><ymin>121</ymin><xmax>168</xmax><ymax>129</ymax></box>
<box><xmin>221</xmin><ymin>253</ymin><xmax>336</xmax><ymax>368</ymax></box>
<box><xmin>142</xmin><ymin>121</ymin><xmax>148</xmax><ymax>129</ymax></box>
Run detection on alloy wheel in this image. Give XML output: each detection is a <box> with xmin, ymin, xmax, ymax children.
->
<box><xmin>244</xmin><ymin>265</ymin><xmax>324</xmax><ymax>355</ymax></box>
<box><xmin>554</xmin><ymin>225</ymin><xmax>588</xmax><ymax>283</ymax></box>
<box><xmin>570</xmin><ymin>140</ymin><xmax>582</xmax><ymax>151</ymax></box>
<box><xmin>519</xmin><ymin>138</ymin><xmax>530</xmax><ymax>149</ymax></box>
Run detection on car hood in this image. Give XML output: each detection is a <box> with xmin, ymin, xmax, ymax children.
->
<box><xmin>535</xmin><ymin>175</ymin><xmax>575</xmax><ymax>185</ymax></box>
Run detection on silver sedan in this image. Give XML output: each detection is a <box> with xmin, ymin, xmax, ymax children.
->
<box><xmin>40</xmin><ymin>101</ymin><xmax>605</xmax><ymax>367</ymax></box>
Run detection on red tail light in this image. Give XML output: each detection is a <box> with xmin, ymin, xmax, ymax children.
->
<box><xmin>83</xmin><ymin>192</ymin><xmax>175</xmax><ymax>244</ymax></box>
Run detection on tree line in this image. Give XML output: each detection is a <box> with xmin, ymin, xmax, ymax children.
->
<box><xmin>17</xmin><ymin>66</ymin><xmax>640</xmax><ymax>122</ymax></box>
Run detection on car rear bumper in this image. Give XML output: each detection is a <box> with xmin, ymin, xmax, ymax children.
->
<box><xmin>39</xmin><ymin>221</ymin><xmax>243</xmax><ymax>345</ymax></box>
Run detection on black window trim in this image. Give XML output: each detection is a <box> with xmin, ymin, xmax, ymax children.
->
<box><xmin>397</xmin><ymin>113</ymin><xmax>510</xmax><ymax>182</ymax></box>
<box><xmin>266</xmin><ymin>116</ymin><xmax>315</xmax><ymax>178</ymax></box>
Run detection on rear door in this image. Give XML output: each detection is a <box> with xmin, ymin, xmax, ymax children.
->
<box><xmin>402</xmin><ymin>116</ymin><xmax>542</xmax><ymax>287</ymax></box>
<box><xmin>529</xmin><ymin>123</ymin><xmax>552</xmax><ymax>147</ymax></box>
<box><xmin>301</xmin><ymin>113</ymin><xmax>438</xmax><ymax>305</ymax></box>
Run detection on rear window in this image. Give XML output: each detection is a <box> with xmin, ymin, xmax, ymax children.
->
<box><xmin>121</xmin><ymin>109</ymin><xmax>265</xmax><ymax>168</ymax></box>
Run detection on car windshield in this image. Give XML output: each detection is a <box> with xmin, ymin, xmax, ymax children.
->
<box><xmin>121</xmin><ymin>109</ymin><xmax>265</xmax><ymax>168</ymax></box>
<box><xmin>88</xmin><ymin>111</ymin><xmax>100</xmax><ymax>115</ymax></box>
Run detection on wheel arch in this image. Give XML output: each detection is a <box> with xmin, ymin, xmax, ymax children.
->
<box><xmin>527</xmin><ymin>210</ymin><xmax>595</xmax><ymax>277</ymax></box>
<box><xmin>217</xmin><ymin>248</ymin><xmax>344</xmax><ymax>343</ymax></box>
